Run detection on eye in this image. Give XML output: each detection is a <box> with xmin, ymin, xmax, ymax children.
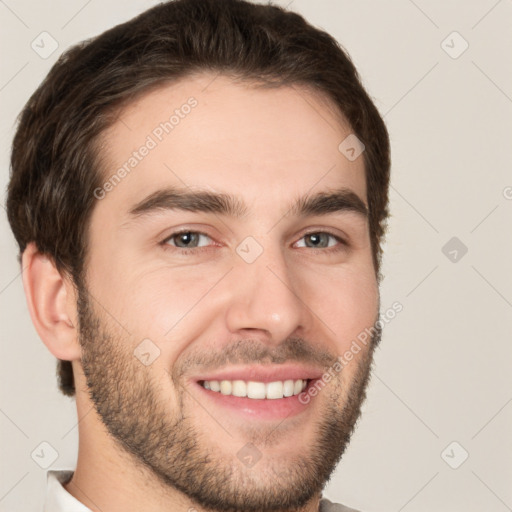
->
<box><xmin>160</xmin><ymin>229</ymin><xmax>347</xmax><ymax>255</ymax></box>
<box><xmin>162</xmin><ymin>231</ymin><xmax>214</xmax><ymax>252</ymax></box>
<box><xmin>294</xmin><ymin>231</ymin><xmax>346</xmax><ymax>251</ymax></box>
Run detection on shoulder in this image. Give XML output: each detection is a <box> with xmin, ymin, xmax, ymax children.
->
<box><xmin>319</xmin><ymin>497</ymin><xmax>362</xmax><ymax>512</ymax></box>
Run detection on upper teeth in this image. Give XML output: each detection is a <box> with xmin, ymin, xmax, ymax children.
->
<box><xmin>202</xmin><ymin>379</ymin><xmax>308</xmax><ymax>399</ymax></box>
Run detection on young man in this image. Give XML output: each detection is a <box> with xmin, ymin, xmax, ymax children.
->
<box><xmin>6</xmin><ymin>0</ymin><xmax>390</xmax><ymax>510</ymax></box>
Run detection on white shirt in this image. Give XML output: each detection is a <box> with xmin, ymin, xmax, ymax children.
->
<box><xmin>44</xmin><ymin>469</ymin><xmax>360</xmax><ymax>512</ymax></box>
<box><xmin>44</xmin><ymin>470</ymin><xmax>91</xmax><ymax>512</ymax></box>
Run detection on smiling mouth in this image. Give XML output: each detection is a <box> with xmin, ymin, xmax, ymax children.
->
<box><xmin>199</xmin><ymin>379</ymin><xmax>310</xmax><ymax>399</ymax></box>
<box><xmin>193</xmin><ymin>371</ymin><xmax>320</xmax><ymax>420</ymax></box>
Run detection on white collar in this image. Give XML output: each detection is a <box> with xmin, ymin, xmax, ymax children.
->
<box><xmin>44</xmin><ymin>469</ymin><xmax>92</xmax><ymax>512</ymax></box>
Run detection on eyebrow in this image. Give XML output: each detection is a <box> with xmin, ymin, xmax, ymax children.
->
<box><xmin>126</xmin><ymin>186</ymin><xmax>368</xmax><ymax>222</ymax></box>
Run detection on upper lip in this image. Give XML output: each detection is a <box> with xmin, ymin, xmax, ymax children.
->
<box><xmin>191</xmin><ymin>364</ymin><xmax>324</xmax><ymax>384</ymax></box>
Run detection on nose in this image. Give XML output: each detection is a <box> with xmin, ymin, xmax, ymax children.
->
<box><xmin>224</xmin><ymin>240</ymin><xmax>313</xmax><ymax>344</ymax></box>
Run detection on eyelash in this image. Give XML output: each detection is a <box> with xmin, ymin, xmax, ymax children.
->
<box><xmin>160</xmin><ymin>230</ymin><xmax>348</xmax><ymax>255</ymax></box>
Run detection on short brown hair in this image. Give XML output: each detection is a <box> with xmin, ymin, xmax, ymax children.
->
<box><xmin>6</xmin><ymin>0</ymin><xmax>390</xmax><ymax>397</ymax></box>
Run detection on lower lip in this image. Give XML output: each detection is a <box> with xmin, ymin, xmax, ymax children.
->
<box><xmin>193</xmin><ymin>380</ymin><xmax>318</xmax><ymax>420</ymax></box>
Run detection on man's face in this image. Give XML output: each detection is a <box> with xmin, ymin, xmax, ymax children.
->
<box><xmin>77</xmin><ymin>73</ymin><xmax>380</xmax><ymax>511</ymax></box>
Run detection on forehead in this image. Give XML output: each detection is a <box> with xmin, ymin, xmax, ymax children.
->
<box><xmin>94</xmin><ymin>73</ymin><xmax>366</xmax><ymax>221</ymax></box>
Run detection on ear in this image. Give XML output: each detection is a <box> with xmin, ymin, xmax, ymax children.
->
<box><xmin>21</xmin><ymin>242</ymin><xmax>81</xmax><ymax>361</ymax></box>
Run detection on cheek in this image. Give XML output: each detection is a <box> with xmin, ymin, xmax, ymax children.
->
<box><xmin>102</xmin><ymin>266</ymin><xmax>222</xmax><ymax>376</ymax></box>
<box><xmin>311</xmin><ymin>267</ymin><xmax>378</xmax><ymax>353</ymax></box>
<box><xmin>88</xmin><ymin>238</ymin><xmax>213</xmax><ymax>333</ymax></box>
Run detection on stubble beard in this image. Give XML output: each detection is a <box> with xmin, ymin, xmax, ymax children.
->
<box><xmin>76</xmin><ymin>283</ymin><xmax>380</xmax><ymax>512</ymax></box>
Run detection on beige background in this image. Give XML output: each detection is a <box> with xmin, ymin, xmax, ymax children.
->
<box><xmin>1</xmin><ymin>1</ymin><xmax>511</xmax><ymax>511</ymax></box>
